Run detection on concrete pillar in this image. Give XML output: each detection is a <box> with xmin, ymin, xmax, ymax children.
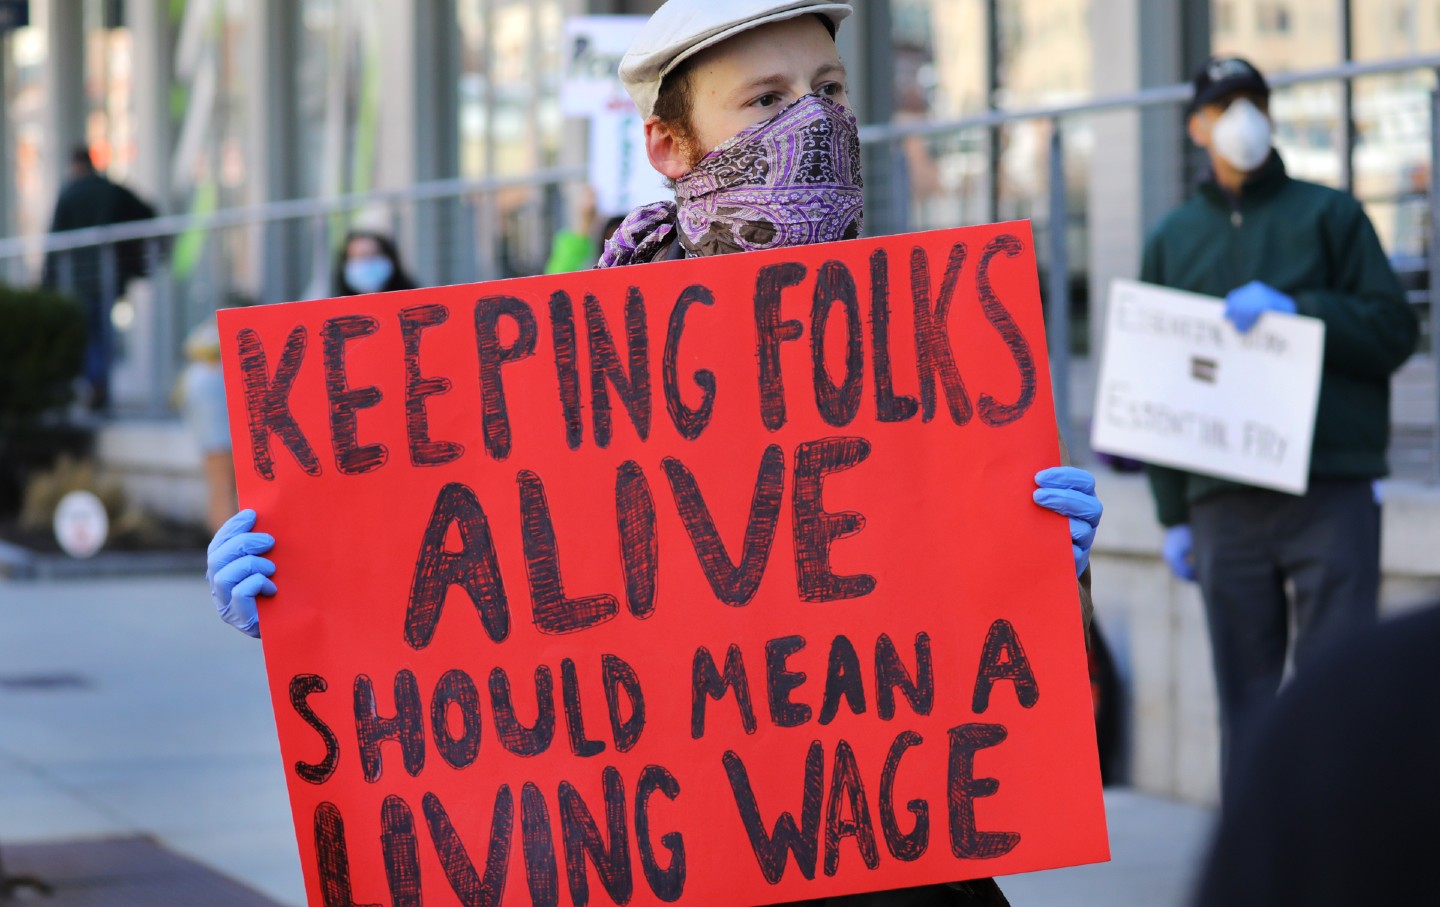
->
<box><xmin>376</xmin><ymin>0</ymin><xmax>459</xmax><ymax>286</ymax></box>
<box><xmin>837</xmin><ymin>0</ymin><xmax>902</xmax><ymax>237</ymax></box>
<box><xmin>0</xmin><ymin>33</ymin><xmax>13</xmax><ymax>246</ymax></box>
<box><xmin>116</xmin><ymin>0</ymin><xmax>176</xmax><ymax>415</ymax></box>
<box><xmin>1086</xmin><ymin>0</ymin><xmax>1213</xmax><ymax>796</ymax></box>
<box><xmin>243</xmin><ymin>0</ymin><xmax>304</xmax><ymax>305</ymax></box>
<box><xmin>42</xmin><ymin>0</ymin><xmax>87</xmax><ymax>214</ymax></box>
<box><xmin>126</xmin><ymin>0</ymin><xmax>172</xmax><ymax>213</ymax></box>
<box><xmin>558</xmin><ymin>0</ymin><xmax>592</xmax><ymax>244</ymax></box>
<box><xmin>1087</xmin><ymin>0</ymin><xmax>1210</xmax><ymax>364</ymax></box>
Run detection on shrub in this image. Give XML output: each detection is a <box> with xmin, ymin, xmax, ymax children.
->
<box><xmin>0</xmin><ymin>284</ymin><xmax>86</xmax><ymax>433</ymax></box>
<box><xmin>0</xmin><ymin>286</ymin><xmax>88</xmax><ymax>515</ymax></box>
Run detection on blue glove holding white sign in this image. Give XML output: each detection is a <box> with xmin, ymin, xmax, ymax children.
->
<box><xmin>206</xmin><ymin>509</ymin><xmax>277</xmax><ymax>638</ymax></box>
<box><xmin>1163</xmin><ymin>524</ymin><xmax>1197</xmax><ymax>582</ymax></box>
<box><xmin>1224</xmin><ymin>280</ymin><xmax>1295</xmax><ymax>333</ymax></box>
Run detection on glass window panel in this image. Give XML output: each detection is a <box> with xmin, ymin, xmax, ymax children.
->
<box><xmin>885</xmin><ymin>0</ymin><xmax>988</xmax><ymax>231</ymax></box>
<box><xmin>9</xmin><ymin>22</ymin><xmax>50</xmax><ymax>243</ymax></box>
<box><xmin>886</xmin><ymin>0</ymin><xmax>1092</xmax><ymax>352</ymax></box>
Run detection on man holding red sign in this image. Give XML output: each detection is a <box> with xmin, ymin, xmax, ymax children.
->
<box><xmin>206</xmin><ymin>3</ymin><xmax>1105</xmax><ymax>905</ymax></box>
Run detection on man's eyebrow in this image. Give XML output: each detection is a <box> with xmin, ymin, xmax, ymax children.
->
<box><xmin>730</xmin><ymin>72</ymin><xmax>792</xmax><ymax>99</ymax></box>
<box><xmin>729</xmin><ymin>62</ymin><xmax>848</xmax><ymax>100</ymax></box>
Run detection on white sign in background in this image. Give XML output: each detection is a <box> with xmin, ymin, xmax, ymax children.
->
<box><xmin>1091</xmin><ymin>279</ymin><xmax>1326</xmax><ymax>494</ymax></box>
<box><xmin>587</xmin><ymin>107</ymin><xmax>671</xmax><ymax>218</ymax></box>
<box><xmin>561</xmin><ymin>16</ymin><xmax>645</xmax><ymax>117</ymax></box>
<box><xmin>562</xmin><ymin>16</ymin><xmax>671</xmax><ymax>218</ymax></box>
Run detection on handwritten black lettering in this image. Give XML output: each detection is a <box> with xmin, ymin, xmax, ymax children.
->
<box><xmin>663</xmin><ymin>285</ymin><xmax>718</xmax><ymax>440</ymax></box>
<box><xmin>290</xmin><ymin>674</ymin><xmax>340</xmax><ymax>785</ymax></box>
<box><xmin>238</xmin><ymin>326</ymin><xmax>321</xmax><ymax>480</ymax></box>
<box><xmin>406</xmin><ymin>482</ymin><xmax>510</xmax><ymax>649</ymax></box>
<box><xmin>399</xmin><ymin>304</ymin><xmax>463</xmax><ymax>467</ymax></box>
<box><xmin>474</xmin><ymin>295</ymin><xmax>538</xmax><ymax>460</ymax></box>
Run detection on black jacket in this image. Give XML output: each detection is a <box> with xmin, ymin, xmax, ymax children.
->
<box><xmin>1140</xmin><ymin>151</ymin><xmax>1417</xmax><ymax>525</ymax></box>
<box><xmin>41</xmin><ymin>171</ymin><xmax>158</xmax><ymax>301</ymax></box>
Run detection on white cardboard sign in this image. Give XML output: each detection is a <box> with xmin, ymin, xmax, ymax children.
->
<box><xmin>561</xmin><ymin>15</ymin><xmax>647</xmax><ymax>118</ymax></box>
<box><xmin>587</xmin><ymin>107</ymin><xmax>671</xmax><ymax>218</ymax></box>
<box><xmin>1091</xmin><ymin>279</ymin><xmax>1325</xmax><ymax>494</ymax></box>
<box><xmin>562</xmin><ymin>15</ymin><xmax>672</xmax><ymax>218</ymax></box>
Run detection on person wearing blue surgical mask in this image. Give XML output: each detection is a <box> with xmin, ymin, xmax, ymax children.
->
<box><xmin>332</xmin><ymin>230</ymin><xmax>416</xmax><ymax>296</ymax></box>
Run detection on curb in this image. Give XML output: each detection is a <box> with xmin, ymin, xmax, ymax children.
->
<box><xmin>0</xmin><ymin>540</ymin><xmax>205</xmax><ymax>581</ymax></box>
<box><xmin>0</xmin><ymin>836</ymin><xmax>286</xmax><ymax>906</ymax></box>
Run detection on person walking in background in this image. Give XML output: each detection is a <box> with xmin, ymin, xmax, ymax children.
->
<box><xmin>177</xmin><ymin>322</ymin><xmax>236</xmax><ymax>533</ymax></box>
<box><xmin>332</xmin><ymin>229</ymin><xmax>417</xmax><ymax>296</ymax></box>
<box><xmin>1190</xmin><ymin>600</ymin><xmax>1440</xmax><ymax>906</ymax></box>
<box><xmin>41</xmin><ymin>146</ymin><xmax>158</xmax><ymax>413</ymax></box>
<box><xmin>1140</xmin><ymin>56</ymin><xmax>1418</xmax><ymax>772</ymax></box>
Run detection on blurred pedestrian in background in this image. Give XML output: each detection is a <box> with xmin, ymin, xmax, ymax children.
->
<box><xmin>544</xmin><ymin>185</ymin><xmax>627</xmax><ymax>273</ymax></box>
<box><xmin>41</xmin><ymin>146</ymin><xmax>158</xmax><ymax>413</ymax></box>
<box><xmin>176</xmin><ymin>321</ymin><xmax>235</xmax><ymax>533</ymax></box>
<box><xmin>1190</xmin><ymin>601</ymin><xmax>1440</xmax><ymax>906</ymax></box>
<box><xmin>332</xmin><ymin>229</ymin><xmax>417</xmax><ymax>296</ymax></box>
<box><xmin>545</xmin><ymin>184</ymin><xmax>600</xmax><ymax>273</ymax></box>
<box><xmin>1140</xmin><ymin>56</ymin><xmax>1418</xmax><ymax>773</ymax></box>
<box><xmin>544</xmin><ymin>213</ymin><xmax>627</xmax><ymax>273</ymax></box>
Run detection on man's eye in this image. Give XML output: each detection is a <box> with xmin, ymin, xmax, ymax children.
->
<box><xmin>818</xmin><ymin>82</ymin><xmax>843</xmax><ymax>97</ymax></box>
<box><xmin>752</xmin><ymin>93</ymin><xmax>781</xmax><ymax>108</ymax></box>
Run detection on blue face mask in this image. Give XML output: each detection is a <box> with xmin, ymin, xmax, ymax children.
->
<box><xmin>344</xmin><ymin>256</ymin><xmax>394</xmax><ymax>294</ymax></box>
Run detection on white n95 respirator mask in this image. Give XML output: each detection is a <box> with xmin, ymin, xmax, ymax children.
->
<box><xmin>1209</xmin><ymin>98</ymin><xmax>1272</xmax><ymax>173</ymax></box>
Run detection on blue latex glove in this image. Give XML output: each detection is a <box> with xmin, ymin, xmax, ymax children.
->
<box><xmin>1223</xmin><ymin>280</ymin><xmax>1295</xmax><ymax>333</ymax></box>
<box><xmin>1163</xmin><ymin>524</ymin><xmax>1196</xmax><ymax>582</ymax></box>
<box><xmin>1033</xmin><ymin>467</ymin><xmax>1103</xmax><ymax>577</ymax></box>
<box><xmin>206</xmin><ymin>509</ymin><xmax>277</xmax><ymax>638</ymax></box>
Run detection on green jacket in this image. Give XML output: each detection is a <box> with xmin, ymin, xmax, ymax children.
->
<box><xmin>1139</xmin><ymin>151</ymin><xmax>1418</xmax><ymax>527</ymax></box>
<box><xmin>544</xmin><ymin>228</ymin><xmax>598</xmax><ymax>274</ymax></box>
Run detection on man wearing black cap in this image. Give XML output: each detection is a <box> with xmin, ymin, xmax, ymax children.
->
<box><xmin>1140</xmin><ymin>56</ymin><xmax>1418</xmax><ymax>771</ymax></box>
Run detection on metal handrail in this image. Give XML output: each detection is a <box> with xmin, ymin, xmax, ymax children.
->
<box><xmin>12</xmin><ymin>55</ymin><xmax>1440</xmax><ymax>479</ymax></box>
<box><xmin>858</xmin><ymin>52</ymin><xmax>1440</xmax><ymax>144</ymax></box>
<box><xmin>20</xmin><ymin>53</ymin><xmax>1440</xmax><ymax>260</ymax></box>
<box><xmin>859</xmin><ymin>52</ymin><xmax>1440</xmax><ymax>471</ymax></box>
<box><xmin>0</xmin><ymin>164</ymin><xmax>588</xmax><ymax>258</ymax></box>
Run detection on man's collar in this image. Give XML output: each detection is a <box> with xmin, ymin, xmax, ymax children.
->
<box><xmin>1200</xmin><ymin>149</ymin><xmax>1288</xmax><ymax>206</ymax></box>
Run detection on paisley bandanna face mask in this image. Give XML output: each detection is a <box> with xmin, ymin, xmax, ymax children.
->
<box><xmin>599</xmin><ymin>93</ymin><xmax>864</xmax><ymax>267</ymax></box>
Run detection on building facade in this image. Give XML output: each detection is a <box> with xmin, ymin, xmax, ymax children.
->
<box><xmin>9</xmin><ymin>0</ymin><xmax>1440</xmax><ymax>807</ymax></box>
<box><xmin>4</xmin><ymin>0</ymin><xmax>1436</xmax><ymax>407</ymax></box>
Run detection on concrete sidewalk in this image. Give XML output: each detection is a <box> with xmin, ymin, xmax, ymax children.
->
<box><xmin>0</xmin><ymin>574</ymin><xmax>1215</xmax><ymax>906</ymax></box>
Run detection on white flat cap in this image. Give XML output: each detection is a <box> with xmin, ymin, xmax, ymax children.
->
<box><xmin>619</xmin><ymin>0</ymin><xmax>853</xmax><ymax>119</ymax></box>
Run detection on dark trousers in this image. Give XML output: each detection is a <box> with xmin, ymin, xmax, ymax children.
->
<box><xmin>1190</xmin><ymin>478</ymin><xmax>1380</xmax><ymax>773</ymax></box>
<box><xmin>777</xmin><ymin>879</ymin><xmax>1010</xmax><ymax>906</ymax></box>
<box><xmin>81</xmin><ymin>289</ymin><xmax>114</xmax><ymax>396</ymax></box>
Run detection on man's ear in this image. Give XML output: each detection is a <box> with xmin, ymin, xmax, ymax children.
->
<box><xmin>1186</xmin><ymin>111</ymin><xmax>1210</xmax><ymax>149</ymax></box>
<box><xmin>644</xmin><ymin>116</ymin><xmax>693</xmax><ymax>180</ymax></box>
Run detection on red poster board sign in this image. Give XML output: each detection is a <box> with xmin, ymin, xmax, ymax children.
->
<box><xmin>219</xmin><ymin>222</ymin><xmax>1108</xmax><ymax>907</ymax></box>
